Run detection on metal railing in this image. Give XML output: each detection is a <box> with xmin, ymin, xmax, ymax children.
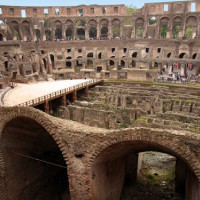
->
<box><xmin>17</xmin><ymin>79</ymin><xmax>102</xmax><ymax>107</ymax></box>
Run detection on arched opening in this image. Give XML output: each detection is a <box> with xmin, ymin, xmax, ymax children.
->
<box><xmin>77</xmin><ymin>28</ymin><xmax>85</xmax><ymax>40</ymax></box>
<box><xmin>43</xmin><ymin>58</ymin><xmax>47</xmax><ymax>69</ymax></box>
<box><xmin>50</xmin><ymin>54</ymin><xmax>55</xmax><ymax>69</ymax></box>
<box><xmin>55</xmin><ymin>28</ymin><xmax>62</xmax><ymax>40</ymax></box>
<box><xmin>22</xmin><ymin>21</ymin><xmax>31</xmax><ymax>41</ymax></box>
<box><xmin>120</xmin><ymin>60</ymin><xmax>125</xmax><ymax>67</ymax></box>
<box><xmin>192</xmin><ymin>53</ymin><xmax>197</xmax><ymax>59</ymax></box>
<box><xmin>160</xmin><ymin>17</ymin><xmax>169</xmax><ymax>38</ymax></box>
<box><xmin>160</xmin><ymin>25</ymin><xmax>167</xmax><ymax>38</ymax></box>
<box><xmin>1</xmin><ymin>117</ymin><xmax>70</xmax><ymax>200</ymax></box>
<box><xmin>172</xmin><ymin>17</ymin><xmax>182</xmax><ymax>39</ymax></box>
<box><xmin>186</xmin><ymin>16</ymin><xmax>197</xmax><ymax>39</ymax></box>
<box><xmin>0</xmin><ymin>33</ymin><xmax>3</xmax><ymax>41</ymax></box>
<box><xmin>132</xmin><ymin>52</ymin><xmax>138</xmax><ymax>58</ymax></box>
<box><xmin>179</xmin><ymin>53</ymin><xmax>187</xmax><ymax>59</ymax></box>
<box><xmin>97</xmin><ymin>66</ymin><xmax>102</xmax><ymax>73</ymax></box>
<box><xmin>136</xmin><ymin>26</ymin><xmax>143</xmax><ymax>38</ymax></box>
<box><xmin>91</xmin><ymin>140</ymin><xmax>199</xmax><ymax>200</ymax></box>
<box><xmin>100</xmin><ymin>19</ymin><xmax>109</xmax><ymax>38</ymax></box>
<box><xmin>35</xmin><ymin>29</ymin><xmax>40</xmax><ymax>40</ymax></box>
<box><xmin>66</xmin><ymin>28</ymin><xmax>73</xmax><ymax>40</ymax></box>
<box><xmin>112</xmin><ymin>19</ymin><xmax>120</xmax><ymax>38</ymax></box>
<box><xmin>45</xmin><ymin>30</ymin><xmax>52</xmax><ymax>41</ymax></box>
<box><xmin>76</xmin><ymin>56</ymin><xmax>83</xmax><ymax>67</ymax></box>
<box><xmin>89</xmin><ymin>27</ymin><xmax>97</xmax><ymax>39</ymax></box>
<box><xmin>149</xmin><ymin>17</ymin><xmax>157</xmax><ymax>26</ymax></box>
<box><xmin>98</xmin><ymin>52</ymin><xmax>102</xmax><ymax>59</ymax></box>
<box><xmin>185</xmin><ymin>26</ymin><xmax>194</xmax><ymax>39</ymax></box>
<box><xmin>87</xmin><ymin>52</ymin><xmax>93</xmax><ymax>58</ymax></box>
<box><xmin>11</xmin><ymin>21</ymin><xmax>20</xmax><ymax>40</ymax></box>
<box><xmin>101</xmin><ymin>27</ymin><xmax>108</xmax><ymax>38</ymax></box>
<box><xmin>109</xmin><ymin>60</ymin><xmax>115</xmax><ymax>66</ymax></box>
<box><xmin>131</xmin><ymin>60</ymin><xmax>136</xmax><ymax>67</ymax></box>
<box><xmin>4</xmin><ymin>61</ymin><xmax>8</xmax><ymax>71</ymax></box>
<box><xmin>167</xmin><ymin>52</ymin><xmax>171</xmax><ymax>58</ymax></box>
<box><xmin>66</xmin><ymin>61</ymin><xmax>72</xmax><ymax>68</ymax></box>
<box><xmin>87</xmin><ymin>59</ymin><xmax>93</xmax><ymax>68</ymax></box>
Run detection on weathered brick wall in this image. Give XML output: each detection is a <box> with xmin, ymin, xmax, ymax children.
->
<box><xmin>0</xmin><ymin>106</ymin><xmax>199</xmax><ymax>199</ymax></box>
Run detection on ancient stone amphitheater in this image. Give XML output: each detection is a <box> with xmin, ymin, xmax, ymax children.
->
<box><xmin>0</xmin><ymin>1</ymin><xmax>200</xmax><ymax>200</ymax></box>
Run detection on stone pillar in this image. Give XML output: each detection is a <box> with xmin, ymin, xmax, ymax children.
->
<box><xmin>97</xmin><ymin>23</ymin><xmax>100</xmax><ymax>39</ymax></box>
<box><xmin>84</xmin><ymin>86</ymin><xmax>89</xmax><ymax>97</ymax></box>
<box><xmin>108</xmin><ymin>21</ymin><xmax>112</xmax><ymax>39</ymax></box>
<box><xmin>62</xmin><ymin>94</ymin><xmax>67</xmax><ymax>107</ymax></box>
<box><xmin>131</xmin><ymin>22</ymin><xmax>136</xmax><ymax>39</ymax></box>
<box><xmin>62</xmin><ymin>25</ymin><xmax>66</xmax><ymax>40</ymax></box>
<box><xmin>143</xmin><ymin>21</ymin><xmax>148</xmax><ymax>38</ymax></box>
<box><xmin>85</xmin><ymin>25</ymin><xmax>89</xmax><ymax>40</ymax></box>
<box><xmin>74</xmin><ymin>26</ymin><xmax>77</xmax><ymax>40</ymax></box>
<box><xmin>175</xmin><ymin>159</ymin><xmax>187</xmax><ymax>196</ymax></box>
<box><xmin>185</xmin><ymin>169</ymin><xmax>200</xmax><ymax>200</ymax></box>
<box><xmin>72</xmin><ymin>90</ymin><xmax>77</xmax><ymax>102</ymax></box>
<box><xmin>120</xmin><ymin>23</ymin><xmax>123</xmax><ymax>38</ymax></box>
<box><xmin>44</xmin><ymin>100</ymin><xmax>50</xmax><ymax>113</ymax></box>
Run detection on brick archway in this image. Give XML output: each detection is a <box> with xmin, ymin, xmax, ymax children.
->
<box><xmin>0</xmin><ymin>107</ymin><xmax>70</xmax><ymax>200</ymax></box>
<box><xmin>87</xmin><ymin>128</ymin><xmax>200</xmax><ymax>199</ymax></box>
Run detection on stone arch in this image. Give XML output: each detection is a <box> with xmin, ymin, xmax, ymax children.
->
<box><xmin>132</xmin><ymin>52</ymin><xmax>138</xmax><ymax>58</ymax></box>
<box><xmin>160</xmin><ymin>17</ymin><xmax>169</xmax><ymax>38</ymax></box>
<box><xmin>50</xmin><ymin>54</ymin><xmax>55</xmax><ymax>69</ymax></box>
<box><xmin>112</xmin><ymin>18</ymin><xmax>120</xmax><ymax>38</ymax></box>
<box><xmin>135</xmin><ymin>18</ymin><xmax>144</xmax><ymax>38</ymax></box>
<box><xmin>77</xmin><ymin>28</ymin><xmax>85</xmax><ymax>40</ymax></box>
<box><xmin>179</xmin><ymin>52</ymin><xmax>187</xmax><ymax>59</ymax></box>
<box><xmin>54</xmin><ymin>20</ymin><xmax>62</xmax><ymax>40</ymax></box>
<box><xmin>185</xmin><ymin>16</ymin><xmax>197</xmax><ymax>39</ymax></box>
<box><xmin>21</xmin><ymin>20</ymin><xmax>31</xmax><ymax>41</ymax></box>
<box><xmin>65</xmin><ymin>20</ymin><xmax>74</xmax><ymax>40</ymax></box>
<box><xmin>87</xmin><ymin>128</ymin><xmax>200</xmax><ymax>199</ymax></box>
<box><xmin>100</xmin><ymin>19</ymin><xmax>109</xmax><ymax>38</ymax></box>
<box><xmin>0</xmin><ymin>107</ymin><xmax>70</xmax><ymax>200</ymax></box>
<box><xmin>172</xmin><ymin>16</ymin><xmax>183</xmax><ymax>38</ymax></box>
<box><xmin>10</xmin><ymin>20</ymin><xmax>20</xmax><ymax>40</ymax></box>
<box><xmin>88</xmin><ymin>19</ymin><xmax>97</xmax><ymax>38</ymax></box>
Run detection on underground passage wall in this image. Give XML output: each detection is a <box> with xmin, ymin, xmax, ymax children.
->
<box><xmin>90</xmin><ymin>141</ymin><xmax>200</xmax><ymax>200</ymax></box>
<box><xmin>1</xmin><ymin>117</ymin><xmax>70</xmax><ymax>200</ymax></box>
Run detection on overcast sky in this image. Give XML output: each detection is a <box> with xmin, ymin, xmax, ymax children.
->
<box><xmin>0</xmin><ymin>0</ymin><xmax>184</xmax><ymax>8</ymax></box>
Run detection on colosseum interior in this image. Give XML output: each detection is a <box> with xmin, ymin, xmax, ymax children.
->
<box><xmin>0</xmin><ymin>1</ymin><xmax>200</xmax><ymax>200</ymax></box>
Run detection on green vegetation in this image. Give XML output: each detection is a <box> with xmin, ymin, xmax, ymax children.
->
<box><xmin>160</xmin><ymin>25</ymin><xmax>167</xmax><ymax>38</ymax></box>
<box><xmin>136</xmin><ymin>26</ymin><xmax>143</xmax><ymax>38</ymax></box>
<box><xmin>185</xmin><ymin>26</ymin><xmax>193</xmax><ymax>39</ymax></box>
<box><xmin>172</xmin><ymin>25</ymin><xmax>180</xmax><ymax>38</ymax></box>
<box><xmin>112</xmin><ymin>27</ymin><xmax>120</xmax><ymax>38</ymax></box>
<box><xmin>103</xmin><ymin>79</ymin><xmax>200</xmax><ymax>90</ymax></box>
<box><xmin>135</xmin><ymin>116</ymin><xmax>149</xmax><ymax>125</ymax></box>
<box><xmin>126</xmin><ymin>5</ymin><xmax>138</xmax><ymax>16</ymax></box>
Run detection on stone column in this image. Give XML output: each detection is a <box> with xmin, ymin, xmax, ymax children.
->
<box><xmin>131</xmin><ymin>21</ymin><xmax>136</xmax><ymax>39</ymax></box>
<box><xmin>108</xmin><ymin>21</ymin><xmax>112</xmax><ymax>39</ymax></box>
<box><xmin>120</xmin><ymin>22</ymin><xmax>123</xmax><ymax>38</ymax></box>
<box><xmin>97</xmin><ymin>23</ymin><xmax>100</xmax><ymax>39</ymax></box>
<box><xmin>44</xmin><ymin>100</ymin><xmax>50</xmax><ymax>113</ymax></box>
<box><xmin>175</xmin><ymin>159</ymin><xmax>187</xmax><ymax>196</ymax></box>
<box><xmin>62</xmin><ymin>24</ymin><xmax>66</xmax><ymax>40</ymax></box>
<box><xmin>84</xmin><ymin>86</ymin><xmax>89</xmax><ymax>97</ymax></box>
<box><xmin>72</xmin><ymin>90</ymin><xmax>77</xmax><ymax>102</ymax></box>
<box><xmin>62</xmin><ymin>94</ymin><xmax>67</xmax><ymax>107</ymax></box>
<box><xmin>85</xmin><ymin>25</ymin><xmax>89</xmax><ymax>40</ymax></box>
<box><xmin>143</xmin><ymin>21</ymin><xmax>148</xmax><ymax>38</ymax></box>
